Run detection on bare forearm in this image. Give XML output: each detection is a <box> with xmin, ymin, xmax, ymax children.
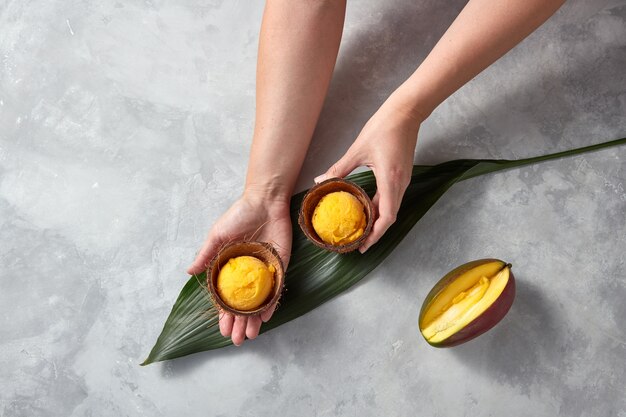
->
<box><xmin>393</xmin><ymin>0</ymin><xmax>565</xmax><ymax>120</ymax></box>
<box><xmin>245</xmin><ymin>0</ymin><xmax>346</xmax><ymax>203</ymax></box>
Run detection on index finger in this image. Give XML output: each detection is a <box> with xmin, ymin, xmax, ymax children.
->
<box><xmin>359</xmin><ymin>172</ymin><xmax>406</xmax><ymax>253</ymax></box>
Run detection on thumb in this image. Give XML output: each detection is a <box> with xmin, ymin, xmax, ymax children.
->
<box><xmin>314</xmin><ymin>151</ymin><xmax>361</xmax><ymax>184</ymax></box>
<box><xmin>187</xmin><ymin>233</ymin><xmax>222</xmax><ymax>276</ymax></box>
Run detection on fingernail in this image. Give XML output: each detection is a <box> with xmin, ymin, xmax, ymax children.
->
<box><xmin>314</xmin><ymin>175</ymin><xmax>325</xmax><ymax>184</ymax></box>
<box><xmin>359</xmin><ymin>245</ymin><xmax>368</xmax><ymax>254</ymax></box>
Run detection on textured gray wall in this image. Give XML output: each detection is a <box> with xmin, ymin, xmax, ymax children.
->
<box><xmin>1</xmin><ymin>0</ymin><xmax>625</xmax><ymax>416</ymax></box>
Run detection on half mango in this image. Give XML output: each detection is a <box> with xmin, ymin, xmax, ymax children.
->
<box><xmin>419</xmin><ymin>259</ymin><xmax>515</xmax><ymax>347</ymax></box>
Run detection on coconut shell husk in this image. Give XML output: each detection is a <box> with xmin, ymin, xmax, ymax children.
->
<box><xmin>298</xmin><ymin>178</ymin><xmax>374</xmax><ymax>253</ymax></box>
<box><xmin>207</xmin><ymin>241</ymin><xmax>285</xmax><ymax>317</ymax></box>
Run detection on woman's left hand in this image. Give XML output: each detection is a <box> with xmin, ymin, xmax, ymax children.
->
<box><xmin>314</xmin><ymin>95</ymin><xmax>423</xmax><ymax>253</ymax></box>
<box><xmin>187</xmin><ymin>194</ymin><xmax>292</xmax><ymax>346</ymax></box>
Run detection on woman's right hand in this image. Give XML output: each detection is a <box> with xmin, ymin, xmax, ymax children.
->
<box><xmin>314</xmin><ymin>94</ymin><xmax>422</xmax><ymax>253</ymax></box>
<box><xmin>186</xmin><ymin>193</ymin><xmax>292</xmax><ymax>346</ymax></box>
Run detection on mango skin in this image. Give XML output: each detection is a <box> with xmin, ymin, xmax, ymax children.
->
<box><xmin>419</xmin><ymin>259</ymin><xmax>516</xmax><ymax>347</ymax></box>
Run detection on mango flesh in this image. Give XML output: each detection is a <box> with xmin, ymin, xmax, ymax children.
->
<box><xmin>312</xmin><ymin>191</ymin><xmax>366</xmax><ymax>245</ymax></box>
<box><xmin>216</xmin><ymin>256</ymin><xmax>275</xmax><ymax>311</ymax></box>
<box><xmin>419</xmin><ymin>259</ymin><xmax>514</xmax><ymax>346</ymax></box>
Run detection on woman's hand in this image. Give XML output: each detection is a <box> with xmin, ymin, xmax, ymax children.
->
<box><xmin>187</xmin><ymin>0</ymin><xmax>345</xmax><ymax>346</ymax></box>
<box><xmin>187</xmin><ymin>193</ymin><xmax>292</xmax><ymax>346</ymax></box>
<box><xmin>314</xmin><ymin>95</ymin><xmax>423</xmax><ymax>253</ymax></box>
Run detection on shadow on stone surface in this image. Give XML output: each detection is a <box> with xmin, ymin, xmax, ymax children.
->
<box><xmin>158</xmin><ymin>344</ymin><xmax>235</xmax><ymax>378</ymax></box>
<box><xmin>449</xmin><ymin>278</ymin><xmax>564</xmax><ymax>394</ymax></box>
<box><xmin>297</xmin><ymin>0</ymin><xmax>468</xmax><ymax>189</ymax></box>
<box><xmin>298</xmin><ymin>0</ymin><xmax>626</xmax><ymax>186</ymax></box>
<box><xmin>157</xmin><ymin>305</ymin><xmax>343</xmax><ymax>378</ymax></box>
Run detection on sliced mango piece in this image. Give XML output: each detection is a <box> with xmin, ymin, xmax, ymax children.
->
<box><xmin>421</xmin><ymin>276</ymin><xmax>490</xmax><ymax>339</ymax></box>
<box><xmin>426</xmin><ymin>267</ymin><xmax>509</xmax><ymax>343</ymax></box>
<box><xmin>419</xmin><ymin>259</ymin><xmax>515</xmax><ymax>347</ymax></box>
<box><xmin>420</xmin><ymin>260</ymin><xmax>505</xmax><ymax>327</ymax></box>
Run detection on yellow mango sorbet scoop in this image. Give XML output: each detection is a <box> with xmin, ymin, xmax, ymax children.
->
<box><xmin>216</xmin><ymin>256</ymin><xmax>276</xmax><ymax>311</ymax></box>
<box><xmin>312</xmin><ymin>191</ymin><xmax>366</xmax><ymax>245</ymax></box>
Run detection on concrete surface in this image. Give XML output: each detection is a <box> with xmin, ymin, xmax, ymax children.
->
<box><xmin>1</xmin><ymin>0</ymin><xmax>625</xmax><ymax>416</ymax></box>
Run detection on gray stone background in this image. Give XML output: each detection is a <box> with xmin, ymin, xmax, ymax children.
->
<box><xmin>1</xmin><ymin>0</ymin><xmax>625</xmax><ymax>416</ymax></box>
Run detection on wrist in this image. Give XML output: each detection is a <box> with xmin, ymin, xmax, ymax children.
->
<box><xmin>390</xmin><ymin>61</ymin><xmax>459</xmax><ymax>124</ymax></box>
<box><xmin>243</xmin><ymin>179</ymin><xmax>292</xmax><ymax>207</ymax></box>
<box><xmin>385</xmin><ymin>87</ymin><xmax>431</xmax><ymax>126</ymax></box>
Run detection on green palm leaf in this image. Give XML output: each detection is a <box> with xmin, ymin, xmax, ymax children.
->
<box><xmin>142</xmin><ymin>137</ymin><xmax>626</xmax><ymax>365</ymax></box>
